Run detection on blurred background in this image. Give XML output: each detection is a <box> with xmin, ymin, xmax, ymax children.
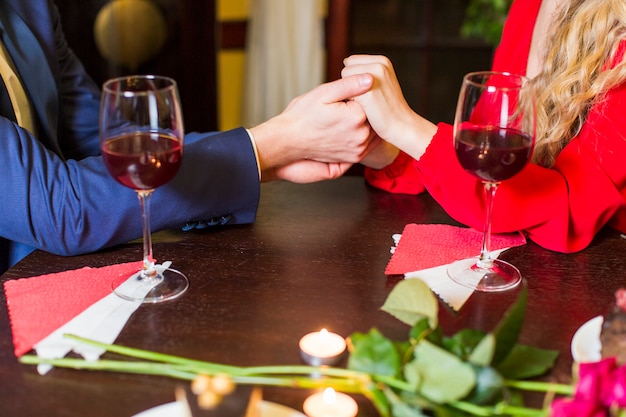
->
<box><xmin>54</xmin><ymin>0</ymin><xmax>499</xmax><ymax>134</ymax></box>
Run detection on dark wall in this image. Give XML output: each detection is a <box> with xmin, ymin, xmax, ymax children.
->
<box><xmin>54</xmin><ymin>0</ymin><xmax>492</xmax><ymax>133</ymax></box>
<box><xmin>350</xmin><ymin>0</ymin><xmax>494</xmax><ymax>124</ymax></box>
<box><xmin>54</xmin><ymin>0</ymin><xmax>218</xmax><ymax>132</ymax></box>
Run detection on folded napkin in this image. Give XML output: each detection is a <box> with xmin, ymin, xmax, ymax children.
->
<box><xmin>387</xmin><ymin>224</ymin><xmax>526</xmax><ymax>310</ymax></box>
<box><xmin>3</xmin><ymin>260</ymin><xmax>168</xmax><ymax>374</ymax></box>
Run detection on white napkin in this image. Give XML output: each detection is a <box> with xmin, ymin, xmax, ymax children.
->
<box><xmin>34</xmin><ymin>262</ymin><xmax>171</xmax><ymax>375</ymax></box>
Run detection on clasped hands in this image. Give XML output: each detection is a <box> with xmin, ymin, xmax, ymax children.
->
<box><xmin>250</xmin><ymin>55</ymin><xmax>420</xmax><ymax>184</ymax></box>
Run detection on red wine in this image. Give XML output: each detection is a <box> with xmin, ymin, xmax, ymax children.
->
<box><xmin>455</xmin><ymin>127</ymin><xmax>532</xmax><ymax>182</ymax></box>
<box><xmin>103</xmin><ymin>132</ymin><xmax>182</xmax><ymax>190</ymax></box>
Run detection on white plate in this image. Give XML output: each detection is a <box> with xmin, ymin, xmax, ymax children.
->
<box><xmin>571</xmin><ymin>315</ymin><xmax>603</xmax><ymax>363</ymax></box>
<box><xmin>132</xmin><ymin>400</ymin><xmax>306</xmax><ymax>417</ymax></box>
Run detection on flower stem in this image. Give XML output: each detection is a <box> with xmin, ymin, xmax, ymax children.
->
<box><xmin>19</xmin><ymin>356</ymin><xmax>198</xmax><ymax>380</ymax></box>
<box><xmin>19</xmin><ymin>356</ymin><xmax>364</xmax><ymax>393</ymax></box>
<box><xmin>504</xmin><ymin>380</ymin><xmax>574</xmax><ymax>396</ymax></box>
<box><xmin>63</xmin><ymin>334</ymin><xmax>241</xmax><ymax>374</ymax></box>
<box><xmin>449</xmin><ymin>400</ymin><xmax>548</xmax><ymax>417</ymax></box>
<box><xmin>47</xmin><ymin>334</ymin><xmax>411</xmax><ymax>393</ymax></box>
<box><xmin>371</xmin><ymin>374</ymin><xmax>416</xmax><ymax>392</ymax></box>
<box><xmin>236</xmin><ymin>364</ymin><xmax>368</xmax><ymax>380</ymax></box>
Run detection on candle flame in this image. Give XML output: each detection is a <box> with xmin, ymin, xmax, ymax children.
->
<box><xmin>320</xmin><ymin>328</ymin><xmax>329</xmax><ymax>337</ymax></box>
<box><xmin>322</xmin><ymin>387</ymin><xmax>337</xmax><ymax>404</ymax></box>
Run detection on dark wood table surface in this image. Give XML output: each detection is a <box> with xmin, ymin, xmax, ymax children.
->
<box><xmin>1</xmin><ymin>176</ymin><xmax>625</xmax><ymax>416</ymax></box>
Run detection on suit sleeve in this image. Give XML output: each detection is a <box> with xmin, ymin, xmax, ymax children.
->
<box><xmin>0</xmin><ymin>123</ymin><xmax>260</xmax><ymax>257</ymax></box>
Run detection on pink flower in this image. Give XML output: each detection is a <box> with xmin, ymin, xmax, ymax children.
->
<box><xmin>577</xmin><ymin>358</ymin><xmax>617</xmax><ymax>405</ymax></box>
<box><xmin>607</xmin><ymin>365</ymin><xmax>626</xmax><ymax>408</ymax></box>
<box><xmin>551</xmin><ymin>358</ymin><xmax>626</xmax><ymax>416</ymax></box>
<box><xmin>550</xmin><ymin>398</ymin><xmax>605</xmax><ymax>417</ymax></box>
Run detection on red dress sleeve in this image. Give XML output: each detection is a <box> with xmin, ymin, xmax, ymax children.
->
<box><xmin>363</xmin><ymin>149</ymin><xmax>425</xmax><ymax>194</ymax></box>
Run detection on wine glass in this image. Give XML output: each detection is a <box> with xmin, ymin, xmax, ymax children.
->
<box><xmin>447</xmin><ymin>71</ymin><xmax>535</xmax><ymax>292</ymax></box>
<box><xmin>100</xmin><ymin>75</ymin><xmax>189</xmax><ymax>303</ymax></box>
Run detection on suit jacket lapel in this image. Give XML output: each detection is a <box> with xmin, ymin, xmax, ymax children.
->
<box><xmin>0</xmin><ymin>4</ymin><xmax>58</xmax><ymax>149</ymax></box>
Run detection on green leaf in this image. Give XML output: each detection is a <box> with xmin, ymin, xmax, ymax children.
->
<box><xmin>468</xmin><ymin>334</ymin><xmax>495</xmax><ymax>367</ymax></box>
<box><xmin>496</xmin><ymin>344</ymin><xmax>559</xmax><ymax>379</ymax></box>
<box><xmin>392</xmin><ymin>401</ymin><xmax>429</xmax><ymax>417</ymax></box>
<box><xmin>348</xmin><ymin>328</ymin><xmax>401</xmax><ymax>377</ymax></box>
<box><xmin>463</xmin><ymin>365</ymin><xmax>504</xmax><ymax>405</ymax></box>
<box><xmin>461</xmin><ymin>0</ymin><xmax>513</xmax><ymax>46</ymax></box>
<box><xmin>409</xmin><ymin>318</ymin><xmax>432</xmax><ymax>342</ymax></box>
<box><xmin>395</xmin><ymin>339</ymin><xmax>413</xmax><ymax>363</ymax></box>
<box><xmin>408</xmin><ymin>340</ymin><xmax>476</xmax><ymax>404</ymax></box>
<box><xmin>383</xmin><ymin>386</ymin><xmax>429</xmax><ymax>417</ymax></box>
<box><xmin>506</xmin><ymin>388</ymin><xmax>526</xmax><ymax>406</ymax></box>
<box><xmin>382</xmin><ymin>279</ymin><xmax>439</xmax><ymax>328</ymax></box>
<box><xmin>363</xmin><ymin>385</ymin><xmax>392</xmax><ymax>417</ymax></box>
<box><xmin>405</xmin><ymin>319</ymin><xmax>434</xmax><ymax>362</ymax></box>
<box><xmin>443</xmin><ymin>328</ymin><xmax>486</xmax><ymax>359</ymax></box>
<box><xmin>403</xmin><ymin>320</ymin><xmax>444</xmax><ymax>367</ymax></box>
<box><xmin>492</xmin><ymin>284</ymin><xmax>527</xmax><ymax>365</ymax></box>
<box><xmin>431</xmin><ymin>406</ymin><xmax>468</xmax><ymax>417</ymax></box>
<box><xmin>425</xmin><ymin>325</ymin><xmax>444</xmax><ymax>346</ymax></box>
<box><xmin>402</xmin><ymin>358</ymin><xmax>422</xmax><ymax>393</ymax></box>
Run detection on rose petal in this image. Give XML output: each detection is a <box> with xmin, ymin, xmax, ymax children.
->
<box><xmin>551</xmin><ymin>398</ymin><xmax>605</xmax><ymax>417</ymax></box>
<box><xmin>607</xmin><ymin>365</ymin><xmax>626</xmax><ymax>407</ymax></box>
<box><xmin>576</xmin><ymin>358</ymin><xmax>617</xmax><ymax>403</ymax></box>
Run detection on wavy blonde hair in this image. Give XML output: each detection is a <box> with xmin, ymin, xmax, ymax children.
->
<box><xmin>528</xmin><ymin>0</ymin><xmax>626</xmax><ymax>167</ymax></box>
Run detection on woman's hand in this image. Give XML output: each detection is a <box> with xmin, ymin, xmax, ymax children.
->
<box><xmin>342</xmin><ymin>55</ymin><xmax>437</xmax><ymax>162</ymax></box>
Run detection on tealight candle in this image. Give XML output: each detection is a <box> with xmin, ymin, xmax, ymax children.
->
<box><xmin>303</xmin><ymin>388</ymin><xmax>358</xmax><ymax>417</ymax></box>
<box><xmin>299</xmin><ymin>328</ymin><xmax>347</xmax><ymax>366</ymax></box>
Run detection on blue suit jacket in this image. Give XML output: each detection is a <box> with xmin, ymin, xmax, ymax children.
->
<box><xmin>0</xmin><ymin>0</ymin><xmax>260</xmax><ymax>272</ymax></box>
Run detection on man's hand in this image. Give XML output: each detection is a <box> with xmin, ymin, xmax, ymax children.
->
<box><xmin>262</xmin><ymin>128</ymin><xmax>382</xmax><ymax>183</ymax></box>
<box><xmin>265</xmin><ymin>160</ymin><xmax>354</xmax><ymax>183</ymax></box>
<box><xmin>250</xmin><ymin>73</ymin><xmax>375</xmax><ymax>177</ymax></box>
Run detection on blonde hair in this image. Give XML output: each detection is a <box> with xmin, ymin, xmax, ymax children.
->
<box><xmin>529</xmin><ymin>0</ymin><xmax>626</xmax><ymax>167</ymax></box>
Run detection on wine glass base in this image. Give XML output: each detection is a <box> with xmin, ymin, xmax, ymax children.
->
<box><xmin>447</xmin><ymin>257</ymin><xmax>521</xmax><ymax>292</ymax></box>
<box><xmin>112</xmin><ymin>268</ymin><xmax>189</xmax><ymax>303</ymax></box>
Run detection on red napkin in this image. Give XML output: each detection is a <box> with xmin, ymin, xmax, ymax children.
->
<box><xmin>3</xmin><ymin>261</ymin><xmax>142</xmax><ymax>357</ymax></box>
<box><xmin>385</xmin><ymin>224</ymin><xmax>526</xmax><ymax>275</ymax></box>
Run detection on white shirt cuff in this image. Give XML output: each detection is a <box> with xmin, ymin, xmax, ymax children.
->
<box><xmin>245</xmin><ymin>128</ymin><xmax>262</xmax><ymax>180</ymax></box>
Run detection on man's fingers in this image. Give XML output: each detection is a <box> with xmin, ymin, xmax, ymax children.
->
<box><xmin>318</xmin><ymin>73</ymin><xmax>374</xmax><ymax>103</ymax></box>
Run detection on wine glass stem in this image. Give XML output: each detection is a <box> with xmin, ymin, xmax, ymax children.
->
<box><xmin>137</xmin><ymin>190</ymin><xmax>157</xmax><ymax>279</ymax></box>
<box><xmin>477</xmin><ymin>182</ymin><xmax>499</xmax><ymax>269</ymax></box>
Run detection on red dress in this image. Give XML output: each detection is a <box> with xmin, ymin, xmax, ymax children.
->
<box><xmin>365</xmin><ymin>0</ymin><xmax>626</xmax><ymax>253</ymax></box>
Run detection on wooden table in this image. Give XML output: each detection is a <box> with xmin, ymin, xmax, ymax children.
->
<box><xmin>1</xmin><ymin>177</ymin><xmax>624</xmax><ymax>416</ymax></box>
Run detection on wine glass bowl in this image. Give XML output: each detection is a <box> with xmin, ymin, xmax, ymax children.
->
<box><xmin>454</xmin><ymin>126</ymin><xmax>533</xmax><ymax>183</ymax></box>
<box><xmin>100</xmin><ymin>75</ymin><xmax>188</xmax><ymax>303</ymax></box>
<box><xmin>448</xmin><ymin>71</ymin><xmax>535</xmax><ymax>292</ymax></box>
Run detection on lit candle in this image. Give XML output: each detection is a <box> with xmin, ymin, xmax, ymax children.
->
<box><xmin>303</xmin><ymin>388</ymin><xmax>358</xmax><ymax>417</ymax></box>
<box><xmin>299</xmin><ymin>329</ymin><xmax>347</xmax><ymax>366</ymax></box>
